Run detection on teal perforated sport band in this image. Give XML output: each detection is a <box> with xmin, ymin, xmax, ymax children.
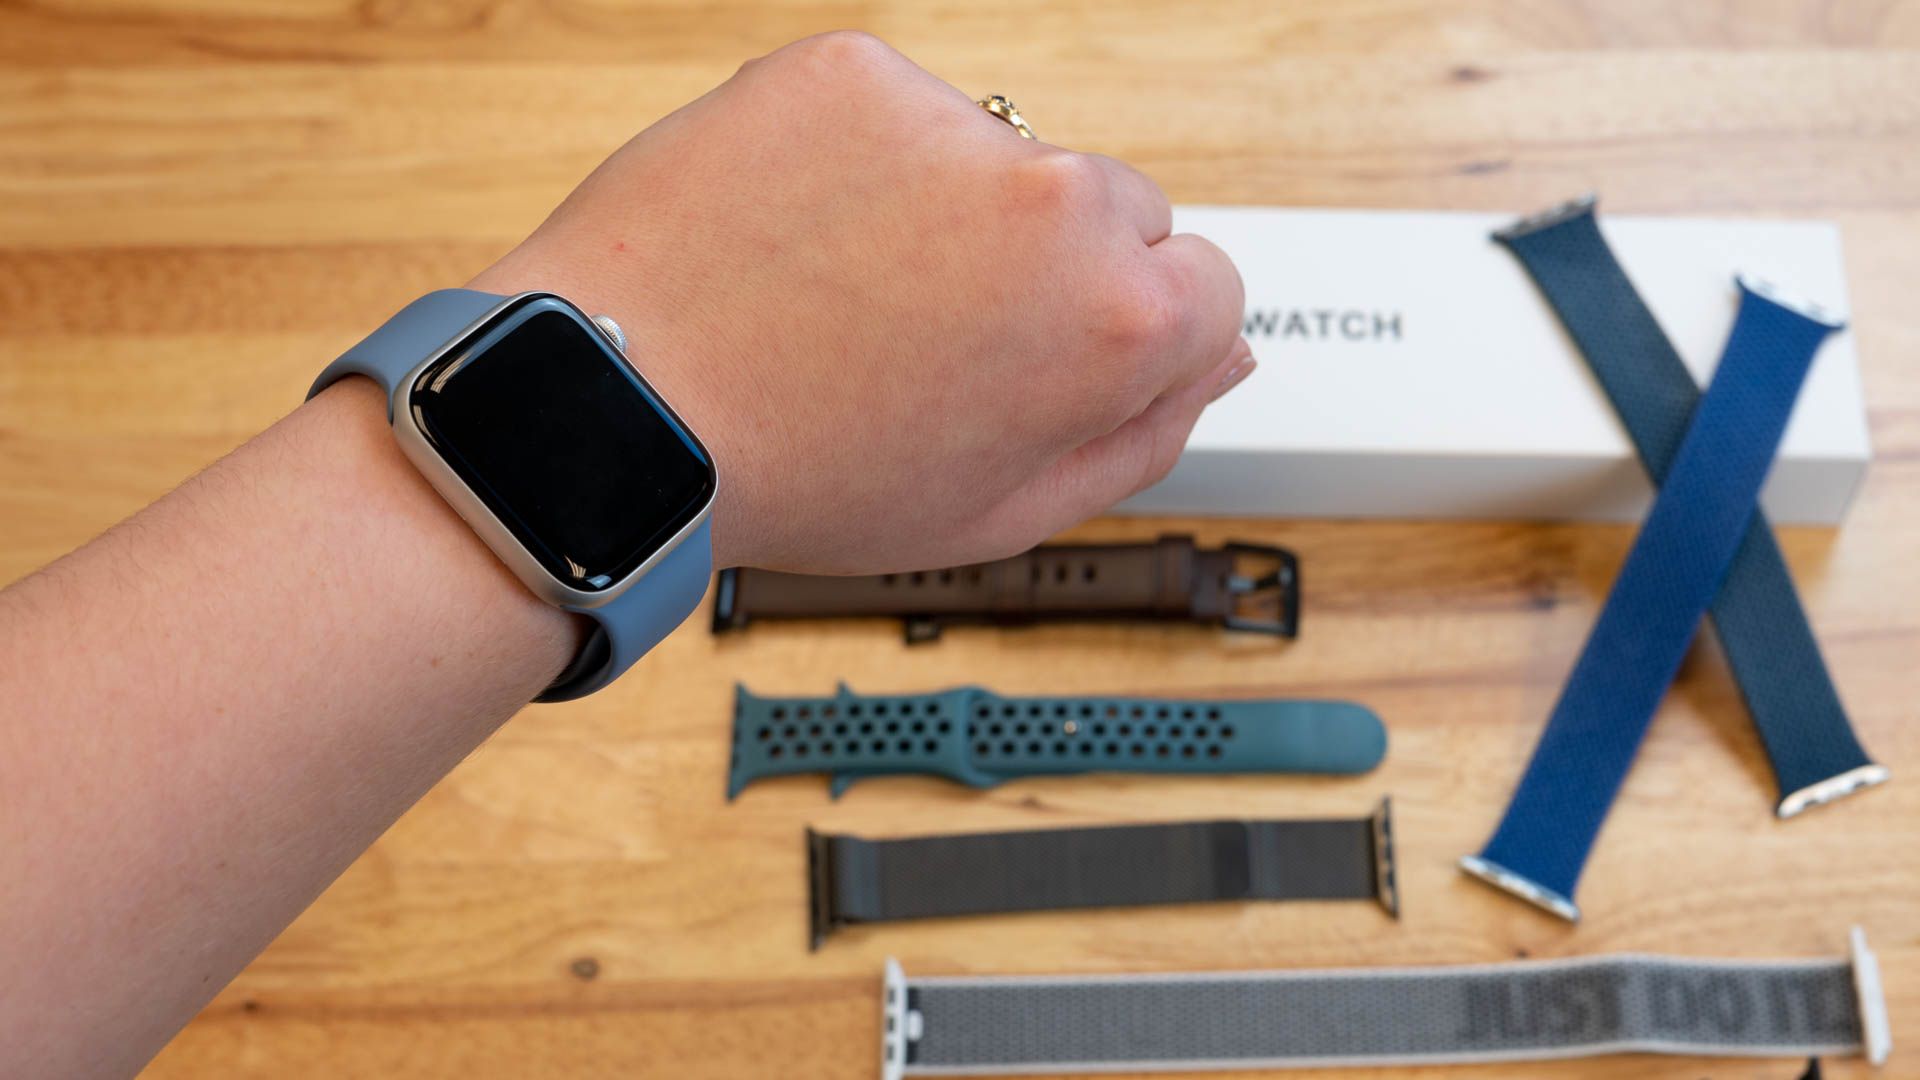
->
<box><xmin>726</xmin><ymin>684</ymin><xmax>1386</xmax><ymax>799</ymax></box>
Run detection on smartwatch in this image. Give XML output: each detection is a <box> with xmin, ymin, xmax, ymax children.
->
<box><xmin>309</xmin><ymin>289</ymin><xmax>718</xmax><ymax>702</ymax></box>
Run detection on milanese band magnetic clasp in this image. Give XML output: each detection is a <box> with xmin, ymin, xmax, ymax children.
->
<box><xmin>879</xmin><ymin>928</ymin><xmax>1892</xmax><ymax>1078</ymax></box>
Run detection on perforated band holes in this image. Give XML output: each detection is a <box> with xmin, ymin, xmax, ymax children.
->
<box><xmin>955</xmin><ymin>701</ymin><xmax>1232</xmax><ymax>766</ymax></box>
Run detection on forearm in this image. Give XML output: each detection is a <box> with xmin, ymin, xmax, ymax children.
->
<box><xmin>0</xmin><ymin>376</ymin><xmax>582</xmax><ymax>1077</ymax></box>
<box><xmin>0</xmin><ymin>33</ymin><xmax>1249</xmax><ymax>1078</ymax></box>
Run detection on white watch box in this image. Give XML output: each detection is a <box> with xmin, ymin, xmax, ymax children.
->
<box><xmin>1115</xmin><ymin>205</ymin><xmax>1871</xmax><ymax>524</ymax></box>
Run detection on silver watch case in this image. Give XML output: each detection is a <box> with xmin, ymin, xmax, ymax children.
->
<box><xmin>387</xmin><ymin>291</ymin><xmax>717</xmax><ymax>612</ymax></box>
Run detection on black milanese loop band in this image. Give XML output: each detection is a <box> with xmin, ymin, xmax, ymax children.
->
<box><xmin>712</xmin><ymin>535</ymin><xmax>1299</xmax><ymax>641</ymax></box>
<box><xmin>807</xmin><ymin>800</ymin><xmax>1396</xmax><ymax>949</ymax></box>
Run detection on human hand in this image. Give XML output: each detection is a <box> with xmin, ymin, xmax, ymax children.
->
<box><xmin>472</xmin><ymin>31</ymin><xmax>1251</xmax><ymax>573</ymax></box>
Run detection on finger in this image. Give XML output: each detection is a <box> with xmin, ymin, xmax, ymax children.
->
<box><xmin>1089</xmin><ymin>154</ymin><xmax>1172</xmax><ymax>245</ymax></box>
<box><xmin>980</xmin><ymin>339</ymin><xmax>1256</xmax><ymax>539</ymax></box>
<box><xmin>1148</xmin><ymin>232</ymin><xmax>1247</xmax><ymax>391</ymax></box>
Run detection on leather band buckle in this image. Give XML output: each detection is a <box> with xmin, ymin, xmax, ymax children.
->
<box><xmin>1219</xmin><ymin>542</ymin><xmax>1300</xmax><ymax>637</ymax></box>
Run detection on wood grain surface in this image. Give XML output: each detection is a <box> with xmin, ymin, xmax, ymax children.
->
<box><xmin>2</xmin><ymin>2</ymin><xmax>1916</xmax><ymax>1077</ymax></box>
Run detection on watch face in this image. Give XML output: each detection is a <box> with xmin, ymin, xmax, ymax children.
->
<box><xmin>408</xmin><ymin>295</ymin><xmax>715</xmax><ymax>593</ymax></box>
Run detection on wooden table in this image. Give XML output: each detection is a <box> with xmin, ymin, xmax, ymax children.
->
<box><xmin>2</xmin><ymin>3</ymin><xmax>1915</xmax><ymax>1077</ymax></box>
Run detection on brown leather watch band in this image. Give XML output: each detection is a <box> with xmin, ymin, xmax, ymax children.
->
<box><xmin>711</xmin><ymin>534</ymin><xmax>1298</xmax><ymax>642</ymax></box>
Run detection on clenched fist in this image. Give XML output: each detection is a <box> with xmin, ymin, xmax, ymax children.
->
<box><xmin>472</xmin><ymin>31</ymin><xmax>1252</xmax><ymax>573</ymax></box>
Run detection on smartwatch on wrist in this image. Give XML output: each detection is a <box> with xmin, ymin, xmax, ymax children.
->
<box><xmin>309</xmin><ymin>289</ymin><xmax>718</xmax><ymax>702</ymax></box>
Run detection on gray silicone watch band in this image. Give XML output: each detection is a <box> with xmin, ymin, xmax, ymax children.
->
<box><xmin>308</xmin><ymin>289</ymin><xmax>712</xmax><ymax>702</ymax></box>
<box><xmin>880</xmin><ymin>928</ymin><xmax>1892</xmax><ymax>1077</ymax></box>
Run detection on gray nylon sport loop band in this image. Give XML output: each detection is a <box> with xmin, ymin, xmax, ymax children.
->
<box><xmin>879</xmin><ymin>928</ymin><xmax>1891</xmax><ymax>1078</ymax></box>
<box><xmin>808</xmin><ymin>800</ymin><xmax>1396</xmax><ymax>950</ymax></box>
<box><xmin>1493</xmin><ymin>196</ymin><xmax>1885</xmax><ymax>819</ymax></box>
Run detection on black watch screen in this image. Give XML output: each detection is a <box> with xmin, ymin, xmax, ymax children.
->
<box><xmin>408</xmin><ymin>295</ymin><xmax>715</xmax><ymax>592</ymax></box>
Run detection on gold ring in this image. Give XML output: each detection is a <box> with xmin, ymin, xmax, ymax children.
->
<box><xmin>976</xmin><ymin>95</ymin><xmax>1036</xmax><ymax>140</ymax></box>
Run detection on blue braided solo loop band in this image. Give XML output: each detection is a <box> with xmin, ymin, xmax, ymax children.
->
<box><xmin>1463</xmin><ymin>279</ymin><xmax>1841</xmax><ymax>919</ymax></box>
<box><xmin>1491</xmin><ymin>200</ymin><xmax>1883</xmax><ymax>819</ymax></box>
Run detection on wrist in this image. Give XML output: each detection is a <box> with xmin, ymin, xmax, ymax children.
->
<box><xmin>303</xmin><ymin>375</ymin><xmax>588</xmax><ymax>687</ymax></box>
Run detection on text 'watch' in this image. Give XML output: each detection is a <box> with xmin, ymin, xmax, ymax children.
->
<box><xmin>309</xmin><ymin>289</ymin><xmax>717</xmax><ymax>702</ymax></box>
